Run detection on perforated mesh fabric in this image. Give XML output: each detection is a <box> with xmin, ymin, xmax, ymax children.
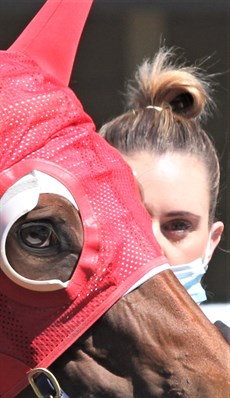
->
<box><xmin>0</xmin><ymin>51</ymin><xmax>168</xmax><ymax>397</ymax></box>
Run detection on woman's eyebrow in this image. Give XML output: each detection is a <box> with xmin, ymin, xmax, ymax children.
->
<box><xmin>144</xmin><ymin>207</ymin><xmax>202</xmax><ymax>222</ymax></box>
<box><xmin>165</xmin><ymin>211</ymin><xmax>201</xmax><ymax>220</ymax></box>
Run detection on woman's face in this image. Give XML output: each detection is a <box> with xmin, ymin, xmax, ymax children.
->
<box><xmin>124</xmin><ymin>151</ymin><xmax>223</xmax><ymax>266</ymax></box>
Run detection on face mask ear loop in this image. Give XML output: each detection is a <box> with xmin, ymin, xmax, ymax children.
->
<box><xmin>203</xmin><ymin>232</ymin><xmax>212</xmax><ymax>271</ymax></box>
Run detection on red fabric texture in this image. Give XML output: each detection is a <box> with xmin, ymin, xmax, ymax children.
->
<box><xmin>0</xmin><ymin>1</ymin><xmax>167</xmax><ymax>396</ymax></box>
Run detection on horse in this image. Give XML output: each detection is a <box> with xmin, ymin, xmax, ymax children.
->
<box><xmin>3</xmin><ymin>193</ymin><xmax>228</xmax><ymax>397</ymax></box>
<box><xmin>0</xmin><ymin>0</ymin><xmax>230</xmax><ymax>397</ymax></box>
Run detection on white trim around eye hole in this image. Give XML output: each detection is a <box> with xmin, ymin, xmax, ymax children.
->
<box><xmin>0</xmin><ymin>171</ymin><xmax>79</xmax><ymax>291</ymax></box>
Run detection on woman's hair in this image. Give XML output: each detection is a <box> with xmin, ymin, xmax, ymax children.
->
<box><xmin>99</xmin><ymin>47</ymin><xmax>220</xmax><ymax>224</ymax></box>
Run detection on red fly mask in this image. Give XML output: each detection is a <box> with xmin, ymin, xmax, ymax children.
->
<box><xmin>0</xmin><ymin>1</ymin><xmax>169</xmax><ymax>396</ymax></box>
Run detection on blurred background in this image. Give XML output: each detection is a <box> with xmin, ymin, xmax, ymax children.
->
<box><xmin>0</xmin><ymin>0</ymin><xmax>229</xmax><ymax>301</ymax></box>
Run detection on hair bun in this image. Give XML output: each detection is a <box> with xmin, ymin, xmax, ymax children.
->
<box><xmin>159</xmin><ymin>75</ymin><xmax>207</xmax><ymax>118</ymax></box>
<box><xmin>126</xmin><ymin>47</ymin><xmax>213</xmax><ymax>120</ymax></box>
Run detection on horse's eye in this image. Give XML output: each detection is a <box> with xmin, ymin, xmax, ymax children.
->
<box><xmin>18</xmin><ymin>222</ymin><xmax>59</xmax><ymax>249</ymax></box>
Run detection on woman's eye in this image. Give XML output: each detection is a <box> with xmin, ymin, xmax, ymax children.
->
<box><xmin>18</xmin><ymin>222</ymin><xmax>59</xmax><ymax>249</ymax></box>
<box><xmin>161</xmin><ymin>219</ymin><xmax>192</xmax><ymax>240</ymax></box>
<box><xmin>163</xmin><ymin>220</ymin><xmax>191</xmax><ymax>232</ymax></box>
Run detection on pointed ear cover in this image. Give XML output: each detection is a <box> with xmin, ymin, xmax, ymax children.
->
<box><xmin>0</xmin><ymin>1</ymin><xmax>168</xmax><ymax>397</ymax></box>
<box><xmin>9</xmin><ymin>0</ymin><xmax>93</xmax><ymax>85</ymax></box>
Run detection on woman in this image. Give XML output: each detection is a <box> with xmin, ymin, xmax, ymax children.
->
<box><xmin>99</xmin><ymin>48</ymin><xmax>229</xmax><ymax>337</ymax></box>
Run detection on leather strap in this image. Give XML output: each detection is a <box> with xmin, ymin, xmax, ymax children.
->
<box><xmin>28</xmin><ymin>368</ymin><xmax>70</xmax><ymax>398</ymax></box>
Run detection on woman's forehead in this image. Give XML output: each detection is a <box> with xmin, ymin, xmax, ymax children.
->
<box><xmin>125</xmin><ymin>151</ymin><xmax>210</xmax><ymax>214</ymax></box>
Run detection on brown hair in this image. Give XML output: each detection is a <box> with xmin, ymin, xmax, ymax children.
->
<box><xmin>99</xmin><ymin>48</ymin><xmax>220</xmax><ymax>224</ymax></box>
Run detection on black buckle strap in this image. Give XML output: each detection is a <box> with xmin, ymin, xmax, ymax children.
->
<box><xmin>28</xmin><ymin>368</ymin><xmax>69</xmax><ymax>398</ymax></box>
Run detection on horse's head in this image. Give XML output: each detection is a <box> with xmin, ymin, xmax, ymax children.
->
<box><xmin>5</xmin><ymin>191</ymin><xmax>230</xmax><ymax>398</ymax></box>
<box><xmin>5</xmin><ymin>191</ymin><xmax>230</xmax><ymax>397</ymax></box>
<box><xmin>0</xmin><ymin>1</ymin><xmax>169</xmax><ymax>396</ymax></box>
<box><xmin>0</xmin><ymin>1</ymin><xmax>229</xmax><ymax>397</ymax></box>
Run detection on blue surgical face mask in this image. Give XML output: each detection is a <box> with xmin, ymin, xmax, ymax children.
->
<box><xmin>170</xmin><ymin>238</ymin><xmax>211</xmax><ymax>305</ymax></box>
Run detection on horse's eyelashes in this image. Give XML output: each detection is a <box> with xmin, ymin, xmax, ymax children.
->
<box><xmin>18</xmin><ymin>222</ymin><xmax>59</xmax><ymax>250</ymax></box>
